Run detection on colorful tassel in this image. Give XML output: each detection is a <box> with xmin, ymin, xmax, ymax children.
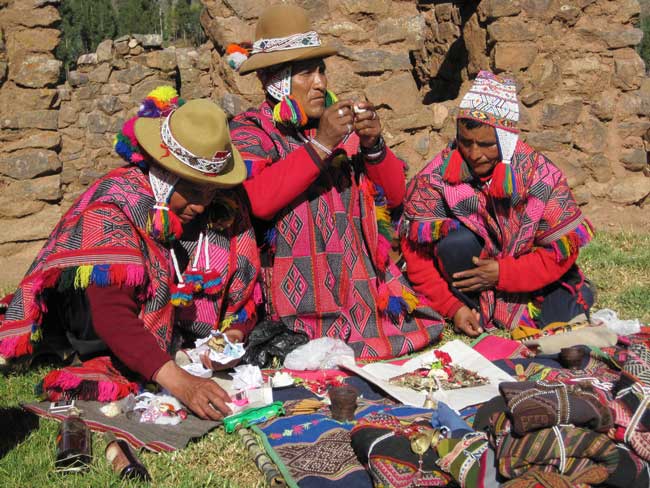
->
<box><xmin>408</xmin><ymin>219</ymin><xmax>460</xmax><ymax>244</ymax></box>
<box><xmin>325</xmin><ymin>90</ymin><xmax>338</xmax><ymax>107</ymax></box>
<box><xmin>273</xmin><ymin>95</ymin><xmax>308</xmax><ymax>128</ymax></box>
<box><xmin>170</xmin><ymin>283</ymin><xmax>193</xmax><ymax>307</ymax></box>
<box><xmin>183</xmin><ymin>269</ymin><xmax>204</xmax><ymax>292</ymax></box>
<box><xmin>401</xmin><ymin>289</ymin><xmax>419</xmax><ymax>313</ymax></box>
<box><xmin>147</xmin><ymin>205</ymin><xmax>183</xmax><ymax>243</ymax></box>
<box><xmin>488</xmin><ymin>161</ymin><xmax>515</xmax><ymax>198</ymax></box>
<box><xmin>202</xmin><ymin>270</ymin><xmax>223</xmax><ymax>295</ymax></box>
<box><xmin>441</xmin><ymin>149</ymin><xmax>470</xmax><ymax>185</ymax></box>
<box><xmin>225</xmin><ymin>43</ymin><xmax>250</xmax><ymax>71</ymax></box>
<box><xmin>549</xmin><ymin>220</ymin><xmax>595</xmax><ymax>262</ymax></box>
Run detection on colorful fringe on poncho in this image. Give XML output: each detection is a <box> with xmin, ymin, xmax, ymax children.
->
<box><xmin>402</xmin><ymin>139</ymin><xmax>595</xmax><ymax>330</ymax></box>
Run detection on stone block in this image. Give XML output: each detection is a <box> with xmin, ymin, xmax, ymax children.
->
<box><xmin>115</xmin><ymin>63</ymin><xmax>155</xmax><ymax>85</ymax></box>
<box><xmin>220</xmin><ymin>92</ymin><xmax>249</xmax><ymax>118</ymax></box>
<box><xmin>6</xmin><ymin>174</ymin><xmax>61</xmax><ymax>202</ymax></box>
<box><xmin>351</xmin><ymin>49</ymin><xmax>412</xmax><ymax>73</ymax></box>
<box><xmin>574</xmin><ymin>117</ymin><xmax>608</xmax><ymax>154</ymax></box>
<box><xmin>364</xmin><ymin>72</ymin><xmax>420</xmax><ymax>115</ymax></box>
<box><xmin>222</xmin><ymin>0</ymin><xmax>264</xmax><ymax>19</ymax></box>
<box><xmin>0</xmin><ymin>205</ymin><xmax>61</xmax><ymax>244</ymax></box>
<box><xmin>524</xmin><ymin>130</ymin><xmax>571</xmax><ymax>153</ymax></box>
<box><xmin>96</xmin><ymin>95</ymin><xmax>121</xmax><ymax>115</ymax></box>
<box><xmin>541</xmin><ymin>98</ymin><xmax>582</xmax><ymax>127</ymax></box>
<box><xmin>86</xmin><ymin>112</ymin><xmax>112</xmax><ymax>133</ymax></box>
<box><xmin>3</xmin><ymin>131</ymin><xmax>60</xmax><ymax>152</ymax></box>
<box><xmin>340</xmin><ymin>0</ymin><xmax>390</xmax><ymax>16</ymax></box>
<box><xmin>0</xmin><ymin>194</ymin><xmax>45</xmax><ymax>219</ymax></box>
<box><xmin>102</xmin><ymin>82</ymin><xmax>131</xmax><ymax>96</ymax></box>
<box><xmin>132</xmin><ymin>34</ymin><xmax>162</xmax><ymax>48</ymax></box>
<box><xmin>0</xmin><ymin>85</ymin><xmax>57</xmax><ymax>113</ymax></box>
<box><xmin>587</xmin><ymin>154</ymin><xmax>612</xmax><ymax>182</ymax></box>
<box><xmin>435</xmin><ymin>4</ymin><xmax>454</xmax><ymax>22</ymax></box>
<box><xmin>0</xmin><ymin>5</ymin><xmax>60</xmax><ymax>28</ymax></box>
<box><xmin>10</xmin><ymin>52</ymin><xmax>61</xmax><ymax>88</ymax></box>
<box><xmin>493</xmin><ymin>42</ymin><xmax>538</xmax><ymax>71</ymax></box>
<box><xmin>145</xmin><ymin>50</ymin><xmax>178</xmax><ymax>71</ymax></box>
<box><xmin>430</xmin><ymin>104</ymin><xmax>449</xmax><ymax>130</ymax></box>
<box><xmin>610</xmin><ymin>176</ymin><xmax>650</xmax><ymax>204</ymax></box>
<box><xmin>0</xmin><ymin>149</ymin><xmax>60</xmax><ymax>179</ymax></box>
<box><xmin>77</xmin><ymin>53</ymin><xmax>98</xmax><ymax>65</ymax></box>
<box><xmin>96</xmin><ymin>39</ymin><xmax>113</xmax><ymax>63</ymax></box>
<box><xmin>479</xmin><ymin>0</ymin><xmax>521</xmax><ymax>20</ymax></box>
<box><xmin>487</xmin><ymin>18</ymin><xmax>536</xmax><ymax>42</ymax></box>
<box><xmin>68</xmin><ymin>71</ymin><xmax>89</xmax><ymax>87</ymax></box>
<box><xmin>613</xmin><ymin>51</ymin><xmax>645</xmax><ymax>91</ymax></box>
<box><xmin>1</xmin><ymin>110</ymin><xmax>59</xmax><ymax>130</ymax></box>
<box><xmin>7</xmin><ymin>28</ymin><xmax>59</xmax><ymax>53</ymax></box>
<box><xmin>88</xmin><ymin>63</ymin><xmax>112</xmax><ymax>83</ymax></box>
<box><xmin>599</xmin><ymin>28</ymin><xmax>644</xmax><ymax>49</ymax></box>
<box><xmin>591</xmin><ymin>89</ymin><xmax>617</xmax><ymax>122</ymax></box>
<box><xmin>621</xmin><ymin>149</ymin><xmax>648</xmax><ymax>172</ymax></box>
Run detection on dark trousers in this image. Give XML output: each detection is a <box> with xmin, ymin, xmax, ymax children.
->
<box><xmin>436</xmin><ymin>226</ymin><xmax>594</xmax><ymax>327</ymax></box>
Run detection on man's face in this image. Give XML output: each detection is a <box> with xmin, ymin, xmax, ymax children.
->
<box><xmin>457</xmin><ymin>122</ymin><xmax>500</xmax><ymax>177</ymax></box>
<box><xmin>290</xmin><ymin>58</ymin><xmax>328</xmax><ymax>119</ymax></box>
<box><xmin>169</xmin><ymin>179</ymin><xmax>217</xmax><ymax>225</ymax></box>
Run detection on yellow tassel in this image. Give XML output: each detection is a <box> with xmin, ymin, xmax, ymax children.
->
<box><xmin>220</xmin><ymin>316</ymin><xmax>234</xmax><ymax>331</ymax></box>
<box><xmin>31</xmin><ymin>328</ymin><xmax>43</xmax><ymax>342</ymax></box>
<box><xmin>375</xmin><ymin>204</ymin><xmax>391</xmax><ymax>225</ymax></box>
<box><xmin>527</xmin><ymin>301</ymin><xmax>541</xmax><ymax>319</ymax></box>
<box><xmin>74</xmin><ymin>265</ymin><xmax>93</xmax><ymax>289</ymax></box>
<box><xmin>401</xmin><ymin>289</ymin><xmax>419</xmax><ymax>313</ymax></box>
<box><xmin>147</xmin><ymin>85</ymin><xmax>178</xmax><ymax>103</ymax></box>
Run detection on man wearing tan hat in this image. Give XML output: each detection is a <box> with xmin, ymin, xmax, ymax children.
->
<box><xmin>228</xmin><ymin>5</ymin><xmax>444</xmax><ymax>360</ymax></box>
<box><xmin>0</xmin><ymin>87</ymin><xmax>258</xmax><ymax>420</ymax></box>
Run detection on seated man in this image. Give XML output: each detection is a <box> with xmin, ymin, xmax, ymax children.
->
<box><xmin>401</xmin><ymin>71</ymin><xmax>594</xmax><ymax>337</ymax></box>
<box><xmin>0</xmin><ymin>88</ymin><xmax>259</xmax><ymax>420</ymax></box>
<box><xmin>228</xmin><ymin>5</ymin><xmax>444</xmax><ymax>359</ymax></box>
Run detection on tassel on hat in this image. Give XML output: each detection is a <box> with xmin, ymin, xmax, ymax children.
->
<box><xmin>225</xmin><ymin>43</ymin><xmax>250</xmax><ymax>71</ymax></box>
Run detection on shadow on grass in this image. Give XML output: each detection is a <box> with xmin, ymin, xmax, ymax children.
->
<box><xmin>0</xmin><ymin>407</ymin><xmax>39</xmax><ymax>460</ymax></box>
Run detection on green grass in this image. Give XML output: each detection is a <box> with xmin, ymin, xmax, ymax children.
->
<box><xmin>0</xmin><ymin>232</ymin><xmax>648</xmax><ymax>486</ymax></box>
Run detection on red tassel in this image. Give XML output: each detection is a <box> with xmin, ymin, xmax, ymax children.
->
<box><xmin>168</xmin><ymin>210</ymin><xmax>183</xmax><ymax>240</ymax></box>
<box><xmin>443</xmin><ymin>149</ymin><xmax>465</xmax><ymax>184</ymax></box>
<box><xmin>489</xmin><ymin>162</ymin><xmax>509</xmax><ymax>198</ymax></box>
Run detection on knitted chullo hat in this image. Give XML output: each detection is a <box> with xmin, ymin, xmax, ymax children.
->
<box><xmin>449</xmin><ymin>70</ymin><xmax>520</xmax><ymax>198</ymax></box>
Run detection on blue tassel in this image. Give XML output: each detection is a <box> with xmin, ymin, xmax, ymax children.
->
<box><xmin>386</xmin><ymin>296</ymin><xmax>407</xmax><ymax>322</ymax></box>
<box><xmin>91</xmin><ymin>264</ymin><xmax>111</xmax><ymax>287</ymax></box>
<box><xmin>137</xmin><ymin>98</ymin><xmax>161</xmax><ymax>117</ymax></box>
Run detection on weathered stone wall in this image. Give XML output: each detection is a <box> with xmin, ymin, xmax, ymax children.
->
<box><xmin>0</xmin><ymin>0</ymin><xmax>649</xmax><ymax>284</ymax></box>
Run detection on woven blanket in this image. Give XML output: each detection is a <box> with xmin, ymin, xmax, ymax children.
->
<box><xmin>22</xmin><ymin>400</ymin><xmax>219</xmax><ymax>452</ymax></box>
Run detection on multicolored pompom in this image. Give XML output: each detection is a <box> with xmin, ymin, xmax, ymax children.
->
<box><xmin>273</xmin><ymin>95</ymin><xmax>308</xmax><ymax>128</ymax></box>
<box><xmin>225</xmin><ymin>43</ymin><xmax>250</xmax><ymax>71</ymax></box>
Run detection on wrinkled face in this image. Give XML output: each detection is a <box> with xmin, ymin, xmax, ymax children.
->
<box><xmin>457</xmin><ymin>122</ymin><xmax>500</xmax><ymax>177</ymax></box>
<box><xmin>169</xmin><ymin>179</ymin><xmax>217</xmax><ymax>225</ymax></box>
<box><xmin>290</xmin><ymin>58</ymin><xmax>328</xmax><ymax>119</ymax></box>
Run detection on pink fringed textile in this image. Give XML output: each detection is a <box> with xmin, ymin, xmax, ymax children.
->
<box><xmin>39</xmin><ymin>356</ymin><xmax>139</xmax><ymax>402</ymax></box>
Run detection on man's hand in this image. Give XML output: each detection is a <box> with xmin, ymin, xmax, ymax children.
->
<box><xmin>314</xmin><ymin>100</ymin><xmax>355</xmax><ymax>154</ymax></box>
<box><xmin>452</xmin><ymin>306</ymin><xmax>483</xmax><ymax>337</ymax></box>
<box><xmin>154</xmin><ymin>360</ymin><xmax>232</xmax><ymax>420</ymax></box>
<box><xmin>352</xmin><ymin>101</ymin><xmax>381</xmax><ymax>149</ymax></box>
<box><xmin>452</xmin><ymin>257</ymin><xmax>499</xmax><ymax>293</ymax></box>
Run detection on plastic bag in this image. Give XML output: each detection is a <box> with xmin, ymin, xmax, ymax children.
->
<box><xmin>283</xmin><ymin>337</ymin><xmax>356</xmax><ymax>370</ymax></box>
<box><xmin>591</xmin><ymin>308</ymin><xmax>641</xmax><ymax>336</ymax></box>
<box><xmin>242</xmin><ymin>320</ymin><xmax>309</xmax><ymax>368</ymax></box>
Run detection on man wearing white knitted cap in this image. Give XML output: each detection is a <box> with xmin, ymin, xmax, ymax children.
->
<box><xmin>401</xmin><ymin>71</ymin><xmax>595</xmax><ymax>338</ymax></box>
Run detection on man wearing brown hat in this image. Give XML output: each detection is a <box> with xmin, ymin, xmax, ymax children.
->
<box><xmin>229</xmin><ymin>5</ymin><xmax>444</xmax><ymax>360</ymax></box>
<box><xmin>0</xmin><ymin>88</ymin><xmax>259</xmax><ymax>420</ymax></box>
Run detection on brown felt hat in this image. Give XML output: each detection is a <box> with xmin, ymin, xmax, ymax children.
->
<box><xmin>135</xmin><ymin>99</ymin><xmax>246</xmax><ymax>187</ymax></box>
<box><xmin>238</xmin><ymin>4</ymin><xmax>338</xmax><ymax>75</ymax></box>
